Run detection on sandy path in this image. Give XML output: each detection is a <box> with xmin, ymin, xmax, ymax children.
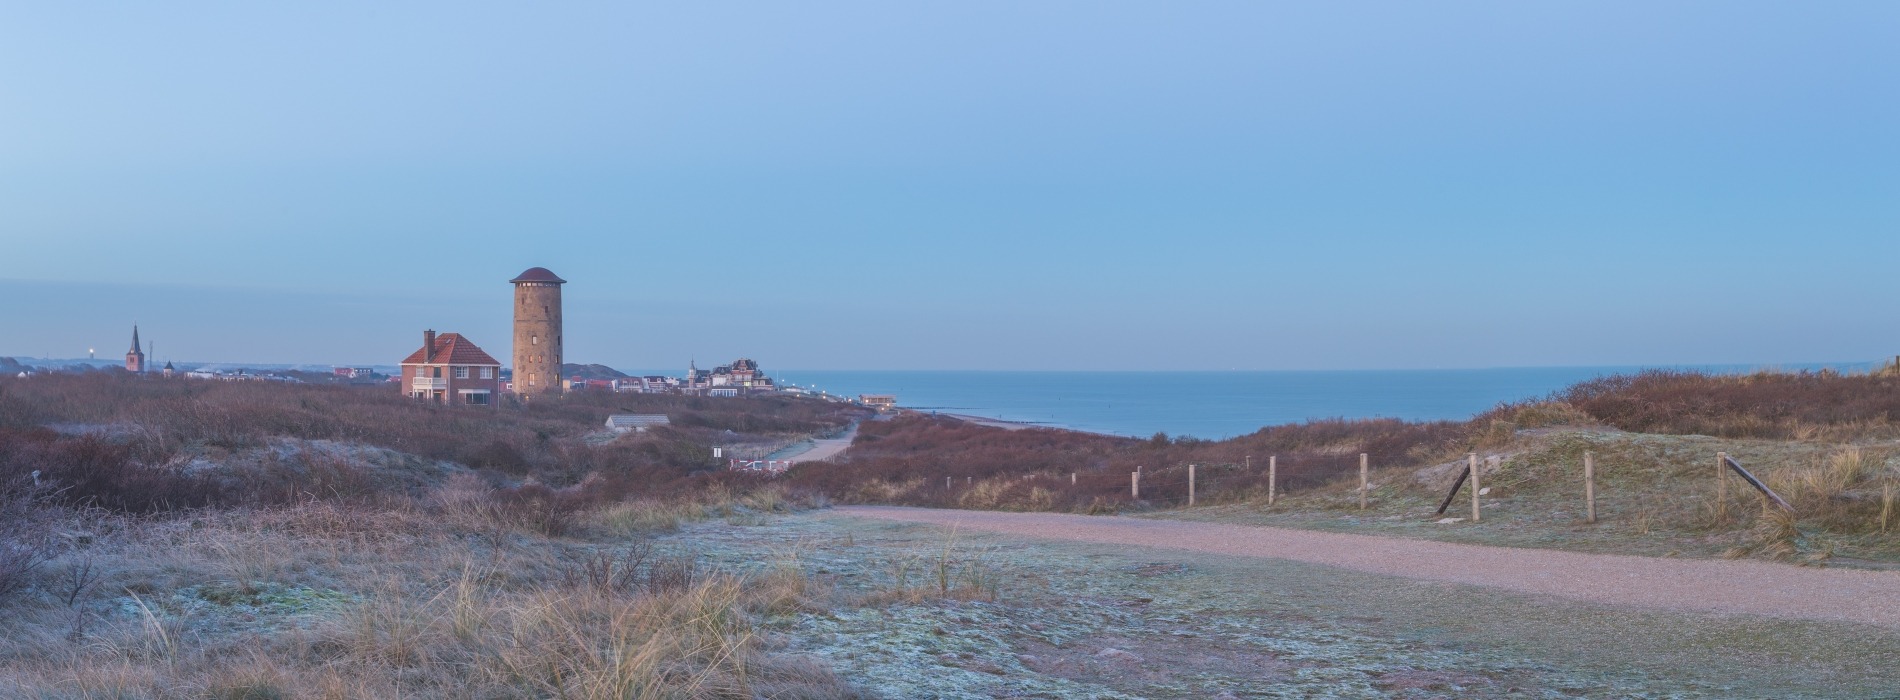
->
<box><xmin>836</xmin><ymin>506</ymin><xmax>1900</xmax><ymax>629</ymax></box>
<box><xmin>777</xmin><ymin>422</ymin><xmax>860</xmax><ymax>463</ymax></box>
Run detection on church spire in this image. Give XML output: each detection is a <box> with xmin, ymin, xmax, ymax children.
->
<box><xmin>125</xmin><ymin>325</ymin><xmax>147</xmax><ymax>374</ymax></box>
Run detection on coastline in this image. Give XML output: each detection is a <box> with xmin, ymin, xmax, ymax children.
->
<box><xmin>915</xmin><ymin>410</ymin><xmax>1124</xmax><ymax>438</ymax></box>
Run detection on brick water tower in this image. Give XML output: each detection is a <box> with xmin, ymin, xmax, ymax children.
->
<box><xmin>510</xmin><ymin>267</ymin><xmax>566</xmax><ymax>396</ymax></box>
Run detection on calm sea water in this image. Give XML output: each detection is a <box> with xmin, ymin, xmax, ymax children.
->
<box><xmin>762</xmin><ymin>364</ymin><xmax>1875</xmax><ymax>440</ymax></box>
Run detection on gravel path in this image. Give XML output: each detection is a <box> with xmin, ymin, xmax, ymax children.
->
<box><xmin>836</xmin><ymin>506</ymin><xmax>1900</xmax><ymax>629</ymax></box>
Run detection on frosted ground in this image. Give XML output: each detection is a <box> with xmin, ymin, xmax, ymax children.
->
<box><xmin>662</xmin><ymin>510</ymin><xmax>1900</xmax><ymax>699</ymax></box>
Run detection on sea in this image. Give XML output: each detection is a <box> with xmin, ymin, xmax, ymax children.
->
<box><xmin>760</xmin><ymin>364</ymin><xmax>1880</xmax><ymax>441</ymax></box>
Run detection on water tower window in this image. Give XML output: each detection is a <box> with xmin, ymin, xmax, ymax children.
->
<box><xmin>532</xmin><ymin>336</ymin><xmax>538</xmax><ymax>345</ymax></box>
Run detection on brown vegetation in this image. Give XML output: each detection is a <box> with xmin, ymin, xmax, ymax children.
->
<box><xmin>786</xmin><ymin>413</ymin><xmax>1478</xmax><ymax>512</ymax></box>
<box><xmin>0</xmin><ymin>373</ymin><xmax>861</xmax><ymax>512</ymax></box>
<box><xmin>1554</xmin><ymin>368</ymin><xmax>1900</xmax><ymax>441</ymax></box>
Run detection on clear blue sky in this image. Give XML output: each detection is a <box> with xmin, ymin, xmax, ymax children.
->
<box><xmin>2</xmin><ymin>2</ymin><xmax>1895</xmax><ymax>370</ymax></box>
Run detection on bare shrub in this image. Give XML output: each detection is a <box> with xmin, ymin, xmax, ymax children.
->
<box><xmin>646</xmin><ymin>554</ymin><xmax>703</xmax><ymax>594</ymax></box>
<box><xmin>0</xmin><ymin>474</ymin><xmax>56</xmax><ymax>601</ymax></box>
<box><xmin>558</xmin><ymin>542</ymin><xmax>653</xmax><ymax>596</ymax></box>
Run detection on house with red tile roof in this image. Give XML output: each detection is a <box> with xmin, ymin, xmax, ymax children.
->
<box><xmin>400</xmin><ymin>330</ymin><xmax>502</xmax><ymax>406</ymax></box>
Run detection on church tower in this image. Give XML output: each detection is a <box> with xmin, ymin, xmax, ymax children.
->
<box><xmin>125</xmin><ymin>326</ymin><xmax>146</xmax><ymax>373</ymax></box>
<box><xmin>510</xmin><ymin>267</ymin><xmax>566</xmax><ymax>396</ymax></box>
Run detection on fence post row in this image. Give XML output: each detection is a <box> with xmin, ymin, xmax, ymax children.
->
<box><xmin>1468</xmin><ymin>453</ymin><xmax>1482</xmax><ymax>522</ymax></box>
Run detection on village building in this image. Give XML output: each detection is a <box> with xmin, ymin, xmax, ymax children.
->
<box><xmin>860</xmin><ymin>394</ymin><xmax>898</xmax><ymax>410</ymax></box>
<box><xmin>400</xmin><ymin>330</ymin><xmax>502</xmax><ymax>406</ymax></box>
<box><xmin>125</xmin><ymin>326</ymin><xmax>146</xmax><ymax>373</ymax></box>
<box><xmin>611</xmin><ymin>376</ymin><xmax>673</xmax><ymax>394</ymax></box>
<box><xmin>682</xmin><ymin>357</ymin><xmax>776</xmax><ymax>396</ymax></box>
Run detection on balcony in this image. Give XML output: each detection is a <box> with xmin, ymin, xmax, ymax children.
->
<box><xmin>412</xmin><ymin>377</ymin><xmax>447</xmax><ymax>391</ymax></box>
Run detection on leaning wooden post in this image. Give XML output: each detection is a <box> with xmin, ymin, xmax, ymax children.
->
<box><xmin>1468</xmin><ymin>453</ymin><xmax>1482</xmax><ymax>522</ymax></box>
<box><xmin>1188</xmin><ymin>464</ymin><xmax>1197</xmax><ymax>507</ymax></box>
<box><xmin>1131</xmin><ymin>471</ymin><xmax>1140</xmax><ymax>499</ymax></box>
<box><xmin>1584</xmin><ymin>450</ymin><xmax>1597</xmax><ymax>524</ymax></box>
<box><xmin>1268</xmin><ymin>455</ymin><xmax>1277</xmax><ymax>505</ymax></box>
<box><xmin>1359</xmin><ymin>453</ymin><xmax>1369</xmax><ymax>510</ymax></box>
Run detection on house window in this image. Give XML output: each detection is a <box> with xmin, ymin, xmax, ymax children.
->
<box><xmin>528</xmin><ymin>373</ymin><xmax>536</xmax><ymax>386</ymax></box>
<box><xmin>465</xmin><ymin>392</ymin><xmax>489</xmax><ymax>406</ymax></box>
<box><xmin>454</xmin><ymin>367</ymin><xmax>469</xmax><ymax>379</ymax></box>
<box><xmin>432</xmin><ymin>367</ymin><xmax>443</xmax><ymax>378</ymax></box>
<box><xmin>480</xmin><ymin>367</ymin><xmax>494</xmax><ymax>379</ymax></box>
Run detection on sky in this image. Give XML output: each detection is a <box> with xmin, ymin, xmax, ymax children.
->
<box><xmin>2</xmin><ymin>2</ymin><xmax>1896</xmax><ymax>371</ymax></box>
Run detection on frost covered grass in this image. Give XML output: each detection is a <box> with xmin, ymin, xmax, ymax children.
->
<box><xmin>679</xmin><ymin>511</ymin><xmax>1900</xmax><ymax>699</ymax></box>
<box><xmin>0</xmin><ymin>496</ymin><xmax>854</xmax><ymax>699</ymax></box>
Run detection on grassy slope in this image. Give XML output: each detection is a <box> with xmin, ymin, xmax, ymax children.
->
<box><xmin>1158</xmin><ymin>427</ymin><xmax>1900</xmax><ymax>566</ymax></box>
<box><xmin>803</xmin><ymin>368</ymin><xmax>1900</xmax><ymax>566</ymax></box>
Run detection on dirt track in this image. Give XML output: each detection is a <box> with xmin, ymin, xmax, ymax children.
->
<box><xmin>835</xmin><ymin>506</ymin><xmax>1900</xmax><ymax>629</ymax></box>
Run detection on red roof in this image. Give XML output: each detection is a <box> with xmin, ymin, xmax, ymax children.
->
<box><xmin>510</xmin><ymin>267</ymin><xmax>567</xmax><ymax>284</ymax></box>
<box><xmin>400</xmin><ymin>333</ymin><xmax>502</xmax><ymax>366</ymax></box>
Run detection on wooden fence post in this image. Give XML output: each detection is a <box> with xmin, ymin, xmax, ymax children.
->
<box><xmin>1268</xmin><ymin>455</ymin><xmax>1277</xmax><ymax>505</ymax></box>
<box><xmin>946</xmin><ymin>476</ymin><xmax>951</xmax><ymax>490</ymax></box>
<box><xmin>1071</xmin><ymin>472</ymin><xmax>1077</xmax><ymax>486</ymax></box>
<box><xmin>1468</xmin><ymin>453</ymin><xmax>1482</xmax><ymax>522</ymax></box>
<box><xmin>1189</xmin><ymin>464</ymin><xmax>1197</xmax><ymax>507</ymax></box>
<box><xmin>966</xmin><ymin>476</ymin><xmax>972</xmax><ymax>485</ymax></box>
<box><xmin>1132</xmin><ymin>471</ymin><xmax>1140</xmax><ymax>499</ymax></box>
<box><xmin>1359</xmin><ymin>453</ymin><xmax>1369</xmax><ymax>510</ymax></box>
<box><xmin>1584</xmin><ymin>450</ymin><xmax>1596</xmax><ymax>523</ymax></box>
<box><xmin>1716</xmin><ymin>451</ymin><xmax>1728</xmax><ymax>518</ymax></box>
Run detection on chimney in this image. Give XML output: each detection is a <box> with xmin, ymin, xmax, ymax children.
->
<box><xmin>424</xmin><ymin>330</ymin><xmax>437</xmax><ymax>363</ymax></box>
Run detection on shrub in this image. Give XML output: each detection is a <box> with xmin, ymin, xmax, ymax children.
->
<box><xmin>0</xmin><ymin>474</ymin><xmax>56</xmax><ymax>602</ymax></box>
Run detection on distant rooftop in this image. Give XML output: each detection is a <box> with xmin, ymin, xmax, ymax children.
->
<box><xmin>606</xmin><ymin>414</ymin><xmax>671</xmax><ymax>431</ymax></box>
<box><xmin>510</xmin><ymin>267</ymin><xmax>567</xmax><ymax>284</ymax></box>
